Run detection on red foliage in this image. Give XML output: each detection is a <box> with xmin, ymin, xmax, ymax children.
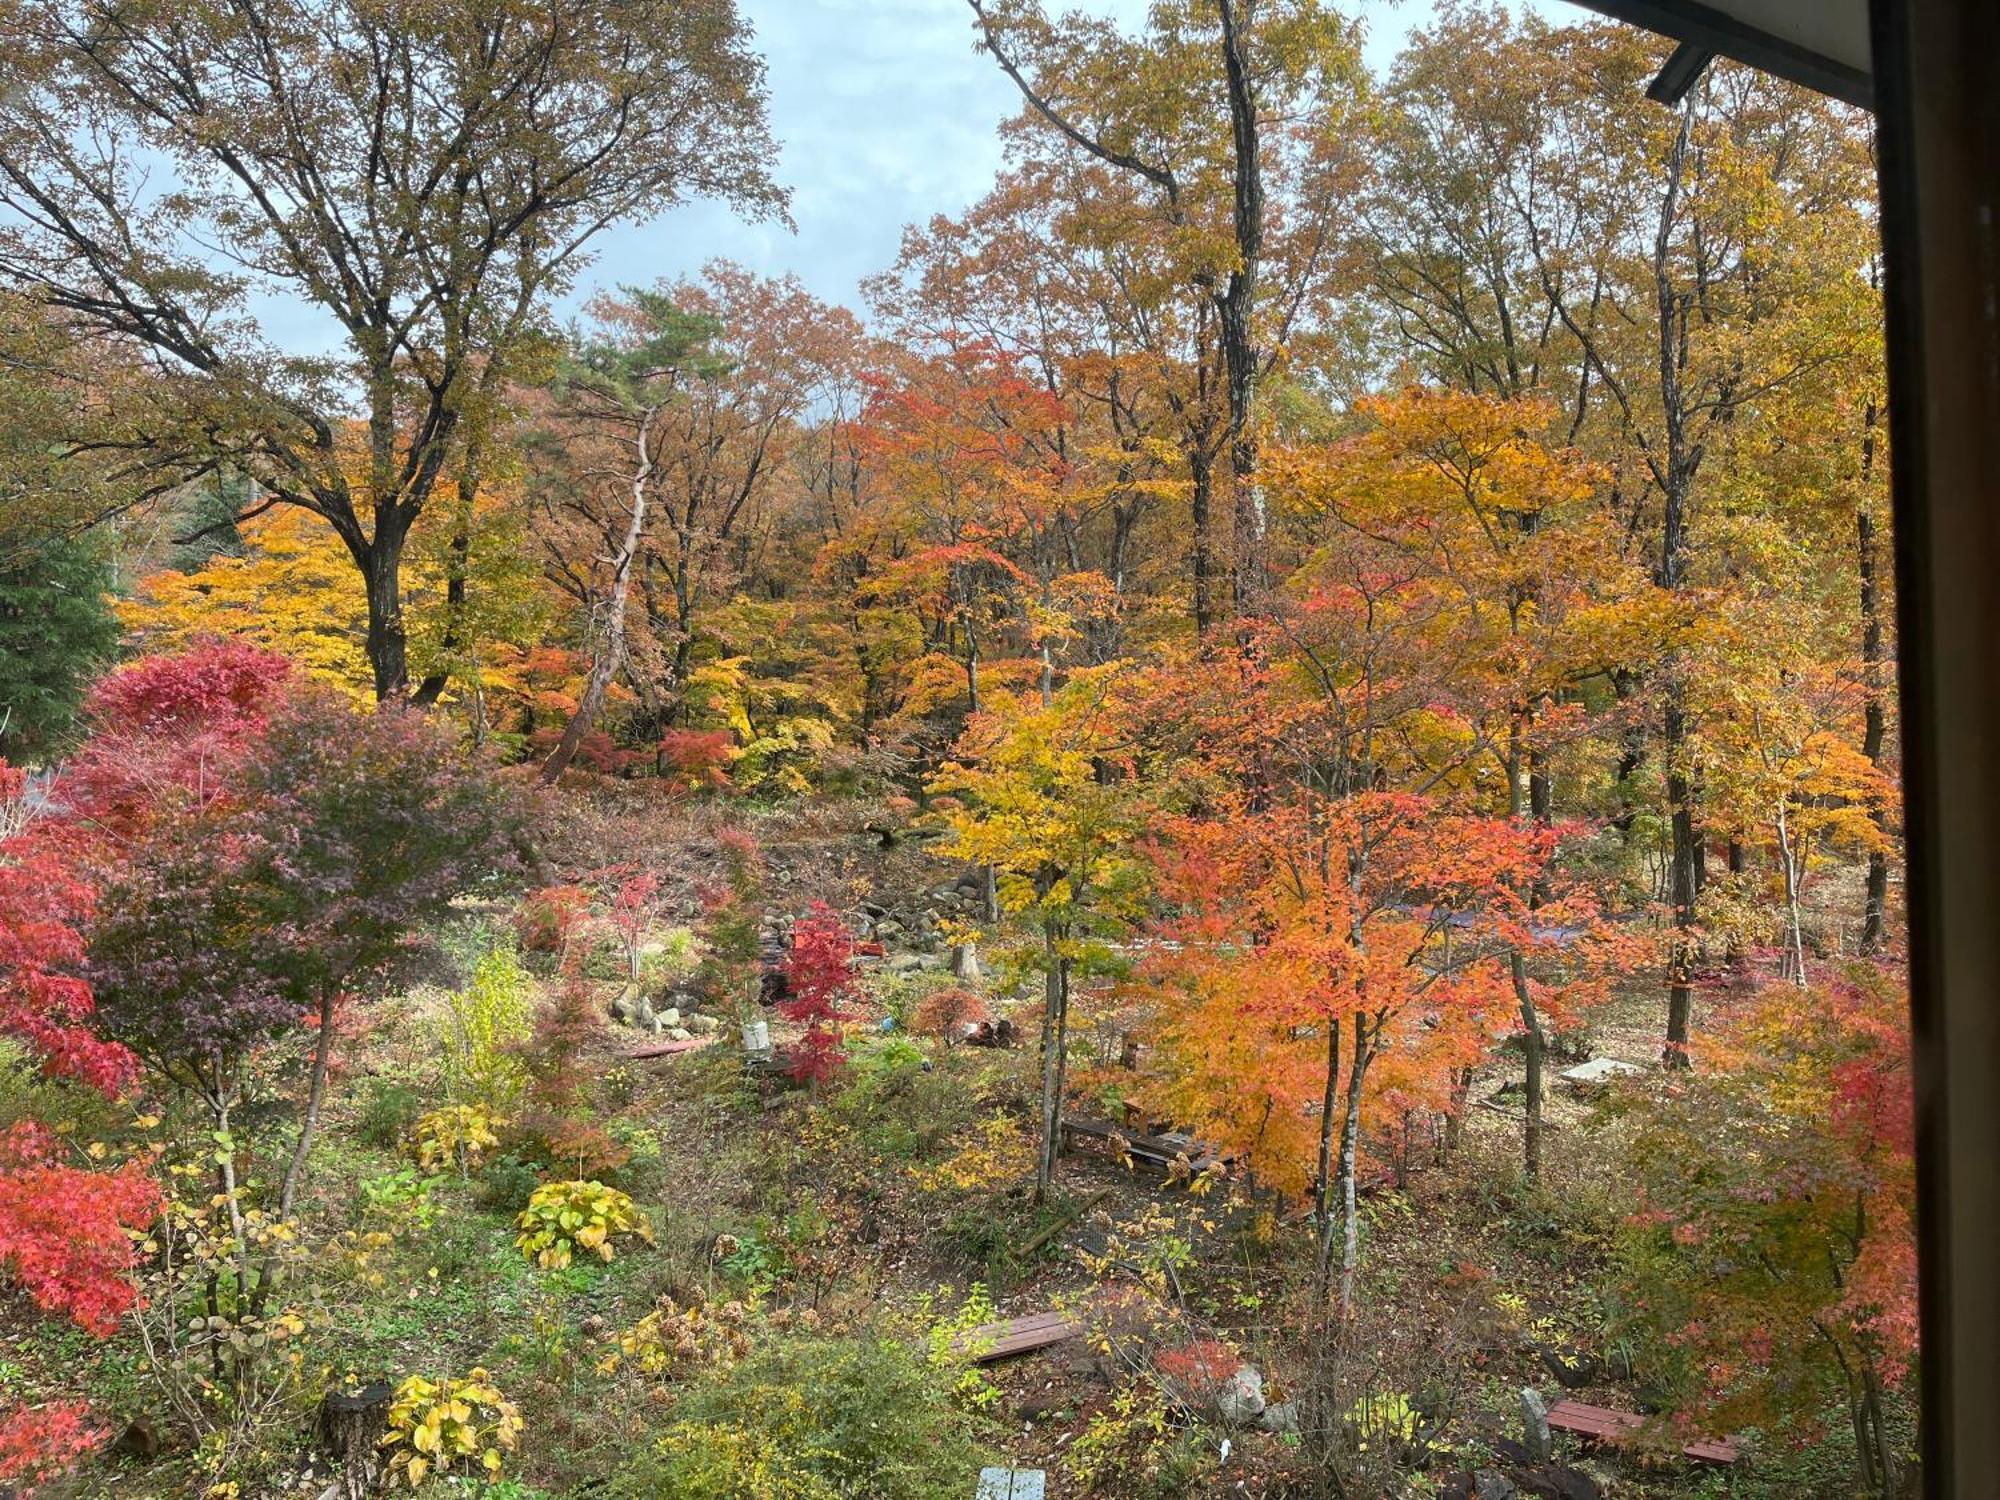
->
<box><xmin>0</xmin><ymin>1123</ymin><xmax>160</xmax><ymax>1336</ymax></box>
<box><xmin>608</xmin><ymin>869</ymin><xmax>661</xmax><ymax>979</ymax></box>
<box><xmin>777</xmin><ymin>901</ymin><xmax>857</xmax><ymax>1084</ymax></box>
<box><xmin>0</xmin><ymin>1400</ymin><xmax>110</xmax><ymax>1492</ymax></box>
<box><xmin>61</xmin><ymin>638</ymin><xmax>292</xmax><ymax>840</ymax></box>
<box><xmin>515</xmin><ymin>885</ymin><xmax>594</xmax><ymax>953</ymax></box>
<box><xmin>912</xmin><ymin>986</ymin><xmax>990</xmax><ymax>1043</ymax></box>
<box><xmin>0</xmin><ymin>765</ymin><xmax>136</xmax><ymax>1094</ymax></box>
<box><xmin>658</xmin><ymin>729</ymin><xmax>737</xmax><ymax>790</ymax></box>
<box><xmin>524</xmin><ymin>973</ymin><xmax>604</xmax><ymax>1114</ymax></box>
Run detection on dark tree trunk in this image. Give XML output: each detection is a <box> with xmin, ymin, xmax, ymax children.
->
<box><xmin>1858</xmin><ymin>503</ymin><xmax>1891</xmax><ymax>950</ymax></box>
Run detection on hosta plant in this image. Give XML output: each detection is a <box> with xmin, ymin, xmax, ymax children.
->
<box><xmin>379</xmin><ymin>1368</ymin><xmax>522</xmax><ymax>1488</ymax></box>
<box><xmin>596</xmin><ymin>1295</ymin><xmax>750</xmax><ymax>1380</ymax></box>
<box><xmin>411</xmin><ymin>1104</ymin><xmax>502</xmax><ymax>1174</ymax></box>
<box><xmin>514</xmin><ymin>1180</ymin><xmax>652</xmax><ymax>1269</ymax></box>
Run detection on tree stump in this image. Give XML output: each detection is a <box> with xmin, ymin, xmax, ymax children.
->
<box><xmin>318</xmin><ymin>1382</ymin><xmax>391</xmax><ymax>1494</ymax></box>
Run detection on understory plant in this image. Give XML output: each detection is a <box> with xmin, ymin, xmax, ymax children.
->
<box><xmin>379</xmin><ymin>1368</ymin><xmax>523</xmax><ymax>1489</ymax></box>
<box><xmin>608</xmin><ymin>1333</ymin><xmax>989</xmax><ymax>1500</ymax></box>
<box><xmin>514</xmin><ymin>1179</ymin><xmax>653</xmax><ymax>1269</ymax></box>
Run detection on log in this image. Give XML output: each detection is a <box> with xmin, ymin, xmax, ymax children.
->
<box><xmin>1015</xmin><ymin>1187</ymin><xmax>1112</xmax><ymax>1259</ymax></box>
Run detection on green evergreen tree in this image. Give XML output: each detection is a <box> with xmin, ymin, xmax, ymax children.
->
<box><xmin>0</xmin><ymin>536</ymin><xmax>118</xmax><ymax>764</ymax></box>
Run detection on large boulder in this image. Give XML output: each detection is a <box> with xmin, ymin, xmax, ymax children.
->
<box><xmin>1213</xmin><ymin>1365</ymin><xmax>1266</xmax><ymax>1425</ymax></box>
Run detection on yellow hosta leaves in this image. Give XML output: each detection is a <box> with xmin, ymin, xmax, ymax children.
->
<box><xmin>379</xmin><ymin>1367</ymin><xmax>522</xmax><ymax>1489</ymax></box>
<box><xmin>514</xmin><ymin>1180</ymin><xmax>652</xmax><ymax>1268</ymax></box>
<box><xmin>410</xmin><ymin>1104</ymin><xmax>502</xmax><ymax>1173</ymax></box>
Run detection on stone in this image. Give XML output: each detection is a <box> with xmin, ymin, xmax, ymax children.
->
<box><xmin>657</xmin><ymin>1006</ymin><xmax>681</xmax><ymax>1028</ymax></box>
<box><xmin>685</xmin><ymin>1013</ymin><xmax>721</xmax><ymax>1035</ymax></box>
<box><xmin>1520</xmin><ymin>1386</ymin><xmax>1552</xmax><ymax>1464</ymax></box>
<box><xmin>1475</xmin><ymin>1473</ymin><xmax>1519</xmax><ymax>1500</ymax></box>
<box><xmin>1517</xmin><ymin>1466</ymin><xmax>1601</xmax><ymax>1500</ymax></box>
<box><xmin>1213</xmin><ymin>1364</ymin><xmax>1266</xmax><ymax>1424</ymax></box>
<box><xmin>884</xmin><ymin>953</ymin><xmax>926</xmax><ymax>974</ymax></box>
<box><xmin>1258</xmin><ymin>1400</ymin><xmax>1300</xmax><ymax>1435</ymax></box>
<box><xmin>668</xmin><ymin>1027</ymin><xmax>693</xmax><ymax>1042</ymax></box>
<box><xmin>1559</xmin><ymin>1057</ymin><xmax>1643</xmax><ymax>1086</ymax></box>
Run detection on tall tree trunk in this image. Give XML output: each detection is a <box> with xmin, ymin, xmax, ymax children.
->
<box><xmin>1334</xmin><ymin>1015</ymin><xmax>1372</xmax><ymax>1319</ymax></box>
<box><xmin>1033</xmin><ymin>924</ymin><xmax>1071</xmax><ymax>1204</ymax></box>
<box><xmin>1311</xmin><ymin>1016</ymin><xmax>1341</xmax><ymax>1291</ymax></box>
<box><xmin>279</xmin><ymin>989</ymin><xmax>340</xmax><ymax>1222</ymax></box>
<box><xmin>1189</xmin><ymin>446</ymin><xmax>1218</xmax><ymax>636</ymax></box>
<box><xmin>540</xmin><ymin>407</ymin><xmax>656</xmax><ymax>784</ymax></box>
<box><xmin>1663</xmin><ymin>686</ymin><xmax>1699</xmax><ymax>1066</ymax></box>
<box><xmin>1217</xmin><ymin>0</ymin><xmax>1266</xmax><ymax>621</ymax></box>
<box><xmin>358</xmin><ymin>519</ymin><xmax>416</xmax><ymax>702</ymax></box>
<box><xmin>1857</xmin><ymin>501</ymin><xmax>1891</xmax><ymax>950</ymax></box>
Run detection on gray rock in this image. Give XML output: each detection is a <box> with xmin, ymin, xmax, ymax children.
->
<box><xmin>657</xmin><ymin>1006</ymin><xmax>681</xmax><ymax>1028</ymax></box>
<box><xmin>1475</xmin><ymin>1472</ymin><xmax>1518</xmax><ymax>1500</ymax></box>
<box><xmin>1214</xmin><ymin>1365</ymin><xmax>1266</xmax><ymax>1425</ymax></box>
<box><xmin>884</xmin><ymin>954</ymin><xmax>926</xmax><ymax>974</ymax></box>
<box><xmin>1520</xmin><ymin>1386</ymin><xmax>1551</xmax><ymax>1463</ymax></box>
<box><xmin>684</xmin><ymin>1014</ymin><xmax>721</xmax><ymax>1035</ymax></box>
<box><xmin>667</xmin><ymin>1027</ymin><xmax>693</xmax><ymax>1042</ymax></box>
<box><xmin>1258</xmin><ymin>1400</ymin><xmax>1299</xmax><ymax>1435</ymax></box>
<box><xmin>1560</xmin><ymin>1057</ymin><xmax>1642</xmax><ymax>1086</ymax></box>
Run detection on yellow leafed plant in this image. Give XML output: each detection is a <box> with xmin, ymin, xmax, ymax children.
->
<box><xmin>378</xmin><ymin>1368</ymin><xmax>522</xmax><ymax>1489</ymax></box>
<box><xmin>514</xmin><ymin>1179</ymin><xmax>653</xmax><ymax>1269</ymax></box>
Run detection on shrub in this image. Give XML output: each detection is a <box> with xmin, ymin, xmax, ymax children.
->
<box><xmin>776</xmin><ymin>901</ymin><xmax>857</xmax><ymax>1085</ymax></box>
<box><xmin>514</xmin><ymin>885</ymin><xmax>592</xmax><ymax>954</ymax></box>
<box><xmin>0</xmin><ymin>1122</ymin><xmax>160</xmax><ymax>1335</ymax></box>
<box><xmin>522</xmin><ymin>975</ymin><xmax>601</xmax><ymax>1115</ymax></box>
<box><xmin>1068</xmin><ymin>1378</ymin><xmax>1213</xmax><ymax>1498</ymax></box>
<box><xmin>379</xmin><ymin>1368</ymin><xmax>522</xmax><ymax>1489</ymax></box>
<box><xmin>412</xmin><ymin>1104</ymin><xmax>501</xmax><ymax>1174</ymax></box>
<box><xmin>913</xmin><ymin>985</ymin><xmax>990</xmax><ymax>1044</ymax></box>
<box><xmin>514</xmin><ymin>1180</ymin><xmax>652</xmax><ymax>1269</ymax></box>
<box><xmin>596</xmin><ymin>1295</ymin><xmax>750</xmax><ymax>1381</ymax></box>
<box><xmin>439</xmin><ymin>946</ymin><xmax>535</xmax><ymax>1112</ymax></box>
<box><xmin>608</xmin><ymin>1334</ymin><xmax>989</xmax><ymax>1500</ymax></box>
<box><xmin>0</xmin><ymin>1400</ymin><xmax>109</xmax><ymax>1492</ymax></box>
<box><xmin>356</xmin><ymin>1079</ymin><xmax>427</xmax><ymax>1149</ymax></box>
<box><xmin>505</xmin><ymin>1111</ymin><xmax>630</xmax><ymax>1181</ymax></box>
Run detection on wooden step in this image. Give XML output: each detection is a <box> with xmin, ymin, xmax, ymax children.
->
<box><xmin>1546</xmin><ymin>1399</ymin><xmax>1739</xmax><ymax>1465</ymax></box>
<box><xmin>947</xmin><ymin>1308</ymin><xmax>1082</xmax><ymax>1364</ymax></box>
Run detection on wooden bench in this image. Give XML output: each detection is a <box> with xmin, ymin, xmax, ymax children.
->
<box><xmin>1059</xmin><ymin>1115</ymin><xmax>1232</xmax><ymax>1175</ymax></box>
<box><xmin>1547</xmin><ymin>1399</ymin><xmax>1739</xmax><ymax>1465</ymax></box>
<box><xmin>947</xmin><ymin>1308</ymin><xmax>1083</xmax><ymax>1364</ymax></box>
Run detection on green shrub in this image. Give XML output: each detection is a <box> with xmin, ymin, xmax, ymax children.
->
<box><xmin>357</xmin><ymin>1078</ymin><xmax>427</xmax><ymax>1149</ymax></box>
<box><xmin>441</xmin><ymin>946</ymin><xmax>535</xmax><ymax>1112</ymax></box>
<box><xmin>828</xmin><ymin>1038</ymin><xmax>975</xmax><ymax>1164</ymax></box>
<box><xmin>607</xmin><ymin>1334</ymin><xmax>990</xmax><ymax>1500</ymax></box>
<box><xmin>477</xmin><ymin>1153</ymin><xmax>544</xmax><ymax>1211</ymax></box>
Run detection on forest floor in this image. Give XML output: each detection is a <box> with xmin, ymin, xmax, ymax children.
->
<box><xmin>4</xmin><ymin>789</ymin><xmax>1882</xmax><ymax>1498</ymax></box>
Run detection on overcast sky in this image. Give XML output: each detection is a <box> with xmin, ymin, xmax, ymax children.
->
<box><xmin>570</xmin><ymin>0</ymin><xmax>1569</xmax><ymax>324</ymax></box>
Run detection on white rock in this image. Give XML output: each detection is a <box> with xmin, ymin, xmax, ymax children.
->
<box><xmin>1214</xmin><ymin>1365</ymin><xmax>1266</xmax><ymax>1424</ymax></box>
<box><xmin>1560</xmin><ymin>1057</ymin><xmax>1643</xmax><ymax>1085</ymax></box>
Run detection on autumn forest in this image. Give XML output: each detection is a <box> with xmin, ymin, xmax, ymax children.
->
<box><xmin>0</xmin><ymin>2</ymin><xmax>1911</xmax><ymax>1497</ymax></box>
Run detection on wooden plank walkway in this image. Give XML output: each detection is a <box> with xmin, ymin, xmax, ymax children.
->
<box><xmin>1547</xmin><ymin>1399</ymin><xmax>1739</xmax><ymax>1465</ymax></box>
<box><xmin>947</xmin><ymin>1308</ymin><xmax>1083</xmax><ymax>1364</ymax></box>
